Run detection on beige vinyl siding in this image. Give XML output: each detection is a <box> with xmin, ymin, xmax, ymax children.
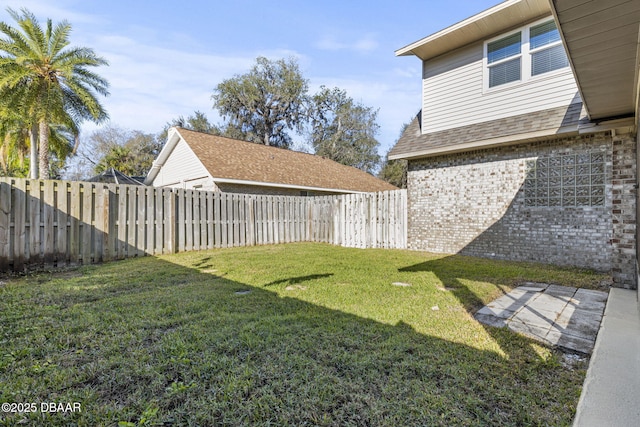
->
<box><xmin>151</xmin><ymin>138</ymin><xmax>214</xmax><ymax>190</ymax></box>
<box><xmin>422</xmin><ymin>40</ymin><xmax>580</xmax><ymax>133</ymax></box>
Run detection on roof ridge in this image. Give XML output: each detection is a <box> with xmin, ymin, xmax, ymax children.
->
<box><xmin>176</xmin><ymin>127</ymin><xmax>334</xmax><ymax>161</ymax></box>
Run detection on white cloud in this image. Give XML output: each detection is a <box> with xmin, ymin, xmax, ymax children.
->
<box><xmin>316</xmin><ymin>33</ymin><xmax>379</xmax><ymax>53</ymax></box>
<box><xmin>392</xmin><ymin>66</ymin><xmax>420</xmax><ymax>79</ymax></box>
<box><xmin>1</xmin><ymin>0</ymin><xmax>102</xmax><ymax>24</ymax></box>
<box><xmin>82</xmin><ymin>35</ymin><xmax>255</xmax><ymax>134</ymax></box>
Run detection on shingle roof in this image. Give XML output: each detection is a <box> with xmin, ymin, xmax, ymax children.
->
<box><xmin>390</xmin><ymin>103</ymin><xmax>588</xmax><ymax>160</ymax></box>
<box><xmin>87</xmin><ymin>168</ymin><xmax>144</xmax><ymax>185</ymax></box>
<box><xmin>177</xmin><ymin>128</ymin><xmax>397</xmax><ymax>193</ymax></box>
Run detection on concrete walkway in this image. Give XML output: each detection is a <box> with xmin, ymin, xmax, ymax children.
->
<box><xmin>573</xmin><ymin>288</ymin><xmax>640</xmax><ymax>426</ymax></box>
<box><xmin>474</xmin><ymin>282</ymin><xmax>608</xmax><ymax>354</ymax></box>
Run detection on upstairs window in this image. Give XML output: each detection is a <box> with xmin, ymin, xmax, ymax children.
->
<box><xmin>487</xmin><ymin>33</ymin><xmax>521</xmax><ymax>87</ymax></box>
<box><xmin>485</xmin><ymin>18</ymin><xmax>569</xmax><ymax>90</ymax></box>
<box><xmin>530</xmin><ymin>21</ymin><xmax>569</xmax><ymax>76</ymax></box>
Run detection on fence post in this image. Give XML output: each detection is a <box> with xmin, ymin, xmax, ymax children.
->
<box><xmin>69</xmin><ymin>182</ymin><xmax>80</xmax><ymax>264</ymax></box>
<box><xmin>13</xmin><ymin>179</ymin><xmax>26</xmax><ymax>271</ymax></box>
<box><xmin>81</xmin><ymin>183</ymin><xmax>93</xmax><ymax>264</ymax></box>
<box><xmin>116</xmin><ymin>185</ymin><xmax>127</xmax><ymax>259</ymax></box>
<box><xmin>164</xmin><ymin>189</ymin><xmax>176</xmax><ymax>254</ymax></box>
<box><xmin>0</xmin><ymin>180</ymin><xmax>11</xmax><ymax>270</ymax></box>
<box><xmin>247</xmin><ymin>196</ymin><xmax>255</xmax><ymax>246</ymax></box>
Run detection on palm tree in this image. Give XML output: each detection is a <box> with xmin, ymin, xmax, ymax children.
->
<box><xmin>0</xmin><ymin>7</ymin><xmax>109</xmax><ymax>178</ymax></box>
<box><xmin>0</xmin><ymin>108</ymin><xmax>30</xmax><ymax>176</ymax></box>
<box><xmin>94</xmin><ymin>145</ymin><xmax>135</xmax><ymax>176</ymax></box>
<box><xmin>0</xmin><ymin>106</ymin><xmax>79</xmax><ymax>177</ymax></box>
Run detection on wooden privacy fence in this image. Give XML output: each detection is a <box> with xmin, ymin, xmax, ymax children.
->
<box><xmin>0</xmin><ymin>178</ymin><xmax>406</xmax><ymax>272</ymax></box>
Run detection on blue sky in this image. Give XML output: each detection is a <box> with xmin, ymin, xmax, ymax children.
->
<box><xmin>1</xmin><ymin>0</ymin><xmax>499</xmax><ymax>155</ymax></box>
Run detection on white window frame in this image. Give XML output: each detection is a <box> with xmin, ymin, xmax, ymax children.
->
<box><xmin>483</xmin><ymin>16</ymin><xmax>569</xmax><ymax>93</ymax></box>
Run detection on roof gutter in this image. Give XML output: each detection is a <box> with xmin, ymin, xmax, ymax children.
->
<box><xmin>211</xmin><ymin>177</ymin><xmax>369</xmax><ymax>194</ymax></box>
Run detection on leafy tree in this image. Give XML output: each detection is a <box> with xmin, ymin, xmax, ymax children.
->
<box><xmin>0</xmin><ymin>7</ymin><xmax>109</xmax><ymax>178</ymax></box>
<box><xmin>159</xmin><ymin>110</ymin><xmax>221</xmax><ymax>142</ymax></box>
<box><xmin>212</xmin><ymin>56</ymin><xmax>308</xmax><ymax>148</ymax></box>
<box><xmin>307</xmin><ymin>86</ymin><xmax>380</xmax><ymax>174</ymax></box>
<box><xmin>378</xmin><ymin>150</ymin><xmax>407</xmax><ymax>189</ymax></box>
<box><xmin>71</xmin><ymin>125</ymin><xmax>160</xmax><ymax>179</ymax></box>
<box><xmin>378</xmin><ymin>122</ymin><xmax>409</xmax><ymax>188</ymax></box>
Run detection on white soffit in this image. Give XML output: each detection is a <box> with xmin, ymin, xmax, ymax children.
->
<box><xmin>550</xmin><ymin>0</ymin><xmax>640</xmax><ymax>121</ymax></box>
<box><xmin>396</xmin><ymin>0</ymin><xmax>550</xmax><ymax>60</ymax></box>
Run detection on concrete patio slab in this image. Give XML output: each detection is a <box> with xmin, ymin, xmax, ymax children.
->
<box><xmin>511</xmin><ymin>306</ymin><xmax>557</xmax><ymax>329</ymax></box>
<box><xmin>476</xmin><ymin>305</ymin><xmax>516</xmax><ymax>319</ymax></box>
<box><xmin>474</xmin><ymin>313</ymin><xmax>508</xmax><ymax>328</ymax></box>
<box><xmin>546</xmin><ymin>284</ymin><xmax>577</xmax><ymax>297</ymax></box>
<box><xmin>474</xmin><ymin>283</ymin><xmax>608</xmax><ymax>354</ymax></box>
<box><xmin>554</xmin><ymin>308</ymin><xmax>602</xmax><ymax>337</ymax></box>
<box><xmin>518</xmin><ymin>282</ymin><xmax>548</xmax><ymax>292</ymax></box>
<box><xmin>526</xmin><ymin>293</ymin><xmax>570</xmax><ymax>313</ymax></box>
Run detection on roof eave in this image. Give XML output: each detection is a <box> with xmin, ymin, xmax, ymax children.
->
<box><xmin>548</xmin><ymin>0</ymin><xmax>640</xmax><ymax>121</ymax></box>
<box><xmin>211</xmin><ymin>177</ymin><xmax>374</xmax><ymax>194</ymax></box>
<box><xmin>396</xmin><ymin>0</ymin><xmax>550</xmax><ymax>61</ymax></box>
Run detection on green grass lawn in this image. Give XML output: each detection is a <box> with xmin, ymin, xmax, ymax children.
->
<box><xmin>0</xmin><ymin>243</ymin><xmax>607</xmax><ymax>426</ymax></box>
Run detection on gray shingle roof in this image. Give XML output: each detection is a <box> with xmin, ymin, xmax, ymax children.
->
<box><xmin>390</xmin><ymin>103</ymin><xmax>588</xmax><ymax>160</ymax></box>
<box><xmin>178</xmin><ymin>129</ymin><xmax>398</xmax><ymax>193</ymax></box>
<box><xmin>87</xmin><ymin>168</ymin><xmax>144</xmax><ymax>185</ymax></box>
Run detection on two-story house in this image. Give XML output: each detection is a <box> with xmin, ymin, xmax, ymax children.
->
<box><xmin>390</xmin><ymin>0</ymin><xmax>639</xmax><ymax>288</ymax></box>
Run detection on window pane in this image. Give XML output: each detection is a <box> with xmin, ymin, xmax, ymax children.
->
<box><xmin>530</xmin><ymin>20</ymin><xmax>560</xmax><ymax>49</ymax></box>
<box><xmin>488</xmin><ymin>32</ymin><xmax>521</xmax><ymax>63</ymax></box>
<box><xmin>532</xmin><ymin>44</ymin><xmax>568</xmax><ymax>75</ymax></box>
<box><xmin>489</xmin><ymin>57</ymin><xmax>521</xmax><ymax>87</ymax></box>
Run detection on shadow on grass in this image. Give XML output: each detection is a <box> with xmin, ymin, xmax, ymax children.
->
<box><xmin>399</xmin><ymin>255</ymin><xmax>513</xmax><ymax>313</ymax></box>
<box><xmin>263</xmin><ymin>273</ymin><xmax>334</xmax><ymax>287</ymax></box>
<box><xmin>399</xmin><ymin>255</ymin><xmax>559</xmax><ymax>360</ymax></box>
<box><xmin>0</xmin><ymin>256</ymin><xmax>582</xmax><ymax>426</ymax></box>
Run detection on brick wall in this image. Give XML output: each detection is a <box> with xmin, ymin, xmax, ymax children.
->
<box><xmin>407</xmin><ymin>132</ymin><xmax>637</xmax><ymax>288</ymax></box>
<box><xmin>611</xmin><ymin>134</ymin><xmax>637</xmax><ymax>286</ymax></box>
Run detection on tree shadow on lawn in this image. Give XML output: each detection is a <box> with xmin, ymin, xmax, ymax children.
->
<box><xmin>1</xmin><ymin>256</ymin><xmax>583</xmax><ymax>426</ymax></box>
<box><xmin>263</xmin><ymin>273</ymin><xmax>334</xmax><ymax>287</ymax></box>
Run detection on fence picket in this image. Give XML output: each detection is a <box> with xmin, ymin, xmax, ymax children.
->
<box><xmin>117</xmin><ymin>185</ymin><xmax>127</xmax><ymax>259</ymax></box>
<box><xmin>81</xmin><ymin>183</ymin><xmax>93</xmax><ymax>264</ymax></box>
<box><xmin>94</xmin><ymin>185</ymin><xmax>105</xmax><ymax>263</ymax></box>
<box><xmin>213</xmin><ymin>192</ymin><xmax>221</xmax><ymax>248</ymax></box>
<box><xmin>69</xmin><ymin>182</ymin><xmax>80</xmax><ymax>264</ymax></box>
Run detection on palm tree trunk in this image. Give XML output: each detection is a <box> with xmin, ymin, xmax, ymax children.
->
<box><xmin>38</xmin><ymin>121</ymin><xmax>49</xmax><ymax>179</ymax></box>
<box><xmin>29</xmin><ymin>124</ymin><xmax>38</xmax><ymax>179</ymax></box>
